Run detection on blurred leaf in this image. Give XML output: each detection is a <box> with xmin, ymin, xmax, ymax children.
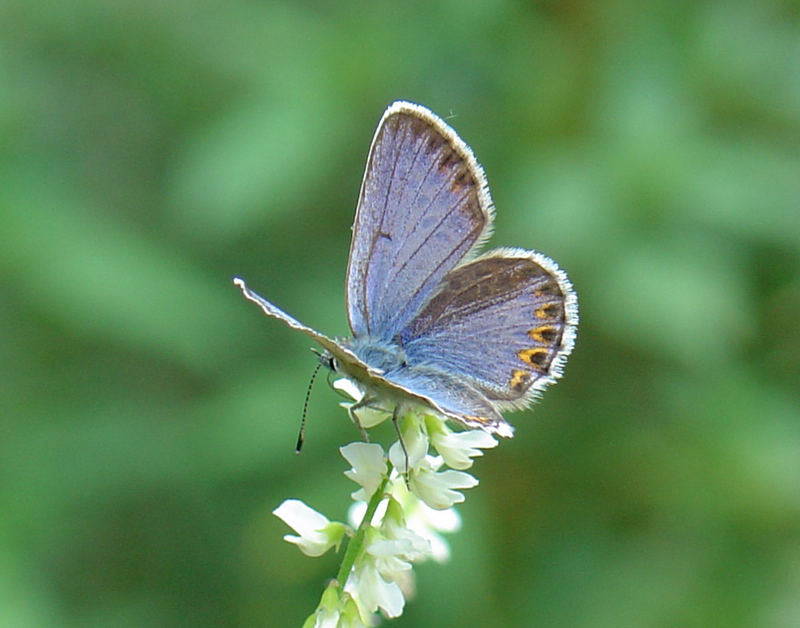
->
<box><xmin>167</xmin><ymin>96</ymin><xmax>349</xmax><ymax>240</ymax></box>
<box><xmin>0</xmin><ymin>174</ymin><xmax>242</xmax><ymax>373</ymax></box>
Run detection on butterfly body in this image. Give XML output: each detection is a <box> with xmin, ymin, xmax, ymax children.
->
<box><xmin>346</xmin><ymin>335</ymin><xmax>408</xmax><ymax>374</ymax></box>
<box><xmin>235</xmin><ymin>101</ymin><xmax>577</xmax><ymax>438</ymax></box>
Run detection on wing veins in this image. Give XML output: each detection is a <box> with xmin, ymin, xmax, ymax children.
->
<box><xmin>392</xmin><ymin>134</ymin><xmax>439</xmax><ymax>258</ymax></box>
<box><xmin>407</xmin><ymin>262</ymin><xmax>556</xmax><ymax>335</ymax></box>
<box><xmin>362</xmin><ymin>120</ymin><xmax>410</xmax><ymax>334</ymax></box>
<box><xmin>418</xmin><ymin>282</ymin><xmax>539</xmax><ymax>326</ymax></box>
<box><xmin>391</xmin><ymin>183</ymin><xmax>472</xmax><ymax>278</ymax></box>
<box><xmin>389</xmin><ymin>224</ymin><xmax>481</xmax><ymax>332</ymax></box>
<box><xmin>417</xmin><ymin>320</ymin><xmax>547</xmax><ymax>339</ymax></box>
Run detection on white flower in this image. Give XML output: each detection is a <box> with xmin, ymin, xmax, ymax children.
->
<box><xmin>273</xmin><ymin>499</ymin><xmax>347</xmax><ymax>557</ymax></box>
<box><xmin>303</xmin><ymin>582</ymin><xmax>342</xmax><ymax>628</ymax></box>
<box><xmin>346</xmin><ymin>554</ymin><xmax>405</xmax><ymax>619</ymax></box>
<box><xmin>341</xmin><ymin>442</ymin><xmax>387</xmax><ymax>502</ymax></box>
<box><xmin>305</xmin><ymin>606</ymin><xmax>339</xmax><ymax>628</ymax></box>
<box><xmin>378</xmin><ymin>474</ymin><xmax>461</xmax><ymax>562</ymax></box>
<box><xmin>410</xmin><ymin>456</ymin><xmax>479</xmax><ymax>510</ymax></box>
<box><xmin>428</xmin><ymin>422</ymin><xmax>498</xmax><ymax>470</ymax></box>
<box><xmin>381</xmin><ymin>520</ymin><xmax>431</xmax><ymax>562</ymax></box>
<box><xmin>334</xmin><ymin>378</ymin><xmax>390</xmax><ymax>428</ymax></box>
<box><xmin>403</xmin><ymin>498</ymin><xmax>461</xmax><ymax>562</ymax></box>
<box><xmin>280</xmin><ymin>409</ymin><xmax>496</xmax><ymax>625</ymax></box>
<box><xmin>332</xmin><ymin>378</ymin><xmax>362</xmax><ymax>401</ymax></box>
<box><xmin>303</xmin><ymin>583</ymin><xmax>368</xmax><ymax>628</ymax></box>
<box><xmin>367</xmin><ymin>538</ymin><xmax>414</xmax><ymax>582</ymax></box>
<box><xmin>347</xmin><ymin>499</ymin><xmax>378</xmax><ymax>531</ymax></box>
<box><xmin>388</xmin><ymin>413</ymin><xmax>429</xmax><ymax>473</ymax></box>
<box><xmin>338</xmin><ymin>595</ymin><xmax>370</xmax><ymax>628</ymax></box>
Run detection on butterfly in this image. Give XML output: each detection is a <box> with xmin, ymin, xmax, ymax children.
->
<box><xmin>234</xmin><ymin>101</ymin><xmax>578</xmax><ymax>438</ymax></box>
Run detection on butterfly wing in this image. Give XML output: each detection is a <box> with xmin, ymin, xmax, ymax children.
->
<box><xmin>234</xmin><ymin>278</ymin><xmax>497</xmax><ymax>426</ymax></box>
<box><xmin>346</xmin><ymin>101</ymin><xmax>494</xmax><ymax>341</ymax></box>
<box><xmin>397</xmin><ymin>249</ymin><xmax>578</xmax><ymax>412</ymax></box>
<box><xmin>381</xmin><ymin>364</ymin><xmax>514</xmax><ymax>437</ymax></box>
<box><xmin>234</xmin><ymin>278</ymin><xmax>411</xmax><ymax>399</ymax></box>
<box><xmin>234</xmin><ymin>278</ymin><xmax>361</xmax><ymax>364</ymax></box>
<box><xmin>235</xmin><ymin>277</ymin><xmax>515</xmax><ymax>436</ymax></box>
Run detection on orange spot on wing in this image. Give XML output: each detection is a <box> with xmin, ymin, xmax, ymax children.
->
<box><xmin>535</xmin><ymin>303</ymin><xmax>562</xmax><ymax>320</ymax></box>
<box><xmin>509</xmin><ymin>369</ymin><xmax>531</xmax><ymax>392</ymax></box>
<box><xmin>462</xmin><ymin>415</ymin><xmax>495</xmax><ymax>427</ymax></box>
<box><xmin>517</xmin><ymin>348</ymin><xmax>549</xmax><ymax>370</ymax></box>
<box><xmin>528</xmin><ymin>325</ymin><xmax>558</xmax><ymax>344</ymax></box>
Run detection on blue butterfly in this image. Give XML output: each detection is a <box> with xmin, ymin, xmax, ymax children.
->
<box><xmin>235</xmin><ymin>101</ymin><xmax>578</xmax><ymax>438</ymax></box>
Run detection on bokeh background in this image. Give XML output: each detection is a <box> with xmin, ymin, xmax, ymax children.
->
<box><xmin>2</xmin><ymin>1</ymin><xmax>799</xmax><ymax>626</ymax></box>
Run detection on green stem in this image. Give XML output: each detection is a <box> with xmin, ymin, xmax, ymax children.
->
<box><xmin>335</xmin><ymin>477</ymin><xmax>389</xmax><ymax>588</ymax></box>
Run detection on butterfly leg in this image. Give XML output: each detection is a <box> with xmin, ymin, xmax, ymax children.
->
<box><xmin>392</xmin><ymin>406</ymin><xmax>411</xmax><ymax>489</ymax></box>
<box><xmin>347</xmin><ymin>395</ymin><xmax>374</xmax><ymax>442</ymax></box>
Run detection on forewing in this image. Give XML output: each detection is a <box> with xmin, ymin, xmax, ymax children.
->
<box><xmin>346</xmin><ymin>101</ymin><xmax>493</xmax><ymax>341</ymax></box>
<box><xmin>399</xmin><ymin>249</ymin><xmax>578</xmax><ymax>409</ymax></box>
<box><xmin>233</xmin><ymin>278</ymin><xmax>365</xmax><ymax>370</ymax></box>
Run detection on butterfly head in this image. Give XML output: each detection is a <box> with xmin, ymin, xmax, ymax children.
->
<box><xmin>311</xmin><ymin>348</ymin><xmax>338</xmax><ymax>373</ymax></box>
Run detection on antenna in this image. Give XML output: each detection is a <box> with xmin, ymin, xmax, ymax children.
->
<box><xmin>296</xmin><ymin>361</ymin><xmax>323</xmax><ymax>453</ymax></box>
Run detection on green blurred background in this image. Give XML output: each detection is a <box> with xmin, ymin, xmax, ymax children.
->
<box><xmin>2</xmin><ymin>1</ymin><xmax>799</xmax><ymax>626</ymax></box>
